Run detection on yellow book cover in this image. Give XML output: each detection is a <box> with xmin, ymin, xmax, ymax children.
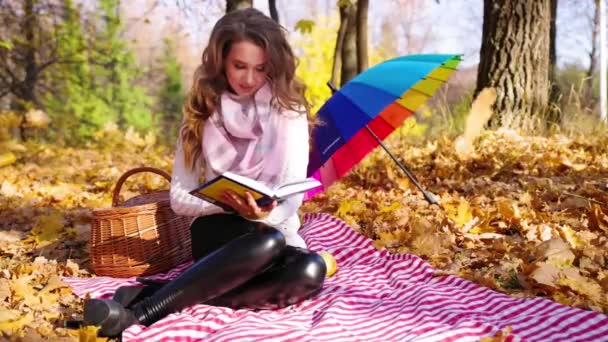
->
<box><xmin>189</xmin><ymin>171</ymin><xmax>321</xmax><ymax>208</ymax></box>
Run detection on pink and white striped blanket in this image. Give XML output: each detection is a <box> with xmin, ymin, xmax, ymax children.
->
<box><xmin>64</xmin><ymin>213</ymin><xmax>608</xmax><ymax>342</ymax></box>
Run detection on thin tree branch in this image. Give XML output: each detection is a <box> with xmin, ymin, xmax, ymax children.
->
<box><xmin>122</xmin><ymin>0</ymin><xmax>160</xmax><ymax>37</ymax></box>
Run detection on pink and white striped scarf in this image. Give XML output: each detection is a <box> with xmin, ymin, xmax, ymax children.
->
<box><xmin>202</xmin><ymin>83</ymin><xmax>289</xmax><ymax>187</ymax></box>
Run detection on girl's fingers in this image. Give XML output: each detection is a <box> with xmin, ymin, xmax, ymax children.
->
<box><xmin>244</xmin><ymin>192</ymin><xmax>264</xmax><ymax>217</ymax></box>
<box><xmin>245</xmin><ymin>192</ymin><xmax>277</xmax><ymax>214</ymax></box>
<box><xmin>244</xmin><ymin>192</ymin><xmax>259</xmax><ymax>209</ymax></box>
<box><xmin>223</xmin><ymin>191</ymin><xmax>274</xmax><ymax>220</ymax></box>
<box><xmin>261</xmin><ymin>200</ymin><xmax>277</xmax><ymax>211</ymax></box>
<box><xmin>223</xmin><ymin>192</ymin><xmax>243</xmax><ymax>209</ymax></box>
<box><xmin>224</xmin><ymin>192</ymin><xmax>254</xmax><ymax>218</ymax></box>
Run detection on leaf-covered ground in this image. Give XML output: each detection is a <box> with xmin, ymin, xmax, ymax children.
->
<box><xmin>1</xmin><ymin>128</ymin><xmax>607</xmax><ymax>340</ymax></box>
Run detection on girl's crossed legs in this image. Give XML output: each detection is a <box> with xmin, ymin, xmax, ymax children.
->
<box><xmin>83</xmin><ymin>213</ymin><xmax>326</xmax><ymax>336</ymax></box>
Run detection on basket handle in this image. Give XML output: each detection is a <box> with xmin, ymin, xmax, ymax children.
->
<box><xmin>112</xmin><ymin>167</ymin><xmax>172</xmax><ymax>207</ymax></box>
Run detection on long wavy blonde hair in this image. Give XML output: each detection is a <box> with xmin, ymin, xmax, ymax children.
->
<box><xmin>181</xmin><ymin>8</ymin><xmax>314</xmax><ymax>171</ymax></box>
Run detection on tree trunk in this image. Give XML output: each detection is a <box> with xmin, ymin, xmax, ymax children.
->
<box><xmin>23</xmin><ymin>0</ymin><xmax>38</xmax><ymax>107</ymax></box>
<box><xmin>340</xmin><ymin>1</ymin><xmax>357</xmax><ymax>86</ymax></box>
<box><xmin>600</xmin><ymin>0</ymin><xmax>607</xmax><ymax>122</ymax></box>
<box><xmin>586</xmin><ymin>0</ymin><xmax>599</xmax><ymax>101</ymax></box>
<box><xmin>356</xmin><ymin>0</ymin><xmax>368</xmax><ymax>73</ymax></box>
<box><xmin>269</xmin><ymin>0</ymin><xmax>279</xmax><ymax>23</ymax></box>
<box><xmin>476</xmin><ymin>0</ymin><xmax>552</xmax><ymax>129</ymax></box>
<box><xmin>547</xmin><ymin>0</ymin><xmax>561</xmax><ymax>124</ymax></box>
<box><xmin>20</xmin><ymin>0</ymin><xmax>39</xmax><ymax>140</ymax></box>
<box><xmin>331</xmin><ymin>5</ymin><xmax>349</xmax><ymax>88</ymax></box>
<box><xmin>226</xmin><ymin>0</ymin><xmax>252</xmax><ymax>13</ymax></box>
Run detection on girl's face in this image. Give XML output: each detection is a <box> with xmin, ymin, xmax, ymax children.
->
<box><xmin>225</xmin><ymin>40</ymin><xmax>268</xmax><ymax>97</ymax></box>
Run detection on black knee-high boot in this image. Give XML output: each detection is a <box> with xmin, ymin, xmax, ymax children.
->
<box><xmin>83</xmin><ymin>227</ymin><xmax>286</xmax><ymax>337</ymax></box>
<box><xmin>208</xmin><ymin>247</ymin><xmax>326</xmax><ymax>310</ymax></box>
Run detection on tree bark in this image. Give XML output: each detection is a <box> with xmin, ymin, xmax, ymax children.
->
<box><xmin>269</xmin><ymin>0</ymin><xmax>279</xmax><ymax>24</ymax></box>
<box><xmin>476</xmin><ymin>0</ymin><xmax>552</xmax><ymax>128</ymax></box>
<box><xmin>22</xmin><ymin>0</ymin><xmax>38</xmax><ymax>107</ymax></box>
<box><xmin>547</xmin><ymin>0</ymin><xmax>561</xmax><ymax>124</ymax></box>
<box><xmin>226</xmin><ymin>0</ymin><xmax>252</xmax><ymax>13</ymax></box>
<box><xmin>585</xmin><ymin>0</ymin><xmax>599</xmax><ymax>101</ymax></box>
<box><xmin>549</xmin><ymin>0</ymin><xmax>557</xmax><ymax>88</ymax></box>
<box><xmin>331</xmin><ymin>5</ymin><xmax>349</xmax><ymax>88</ymax></box>
<box><xmin>19</xmin><ymin>0</ymin><xmax>39</xmax><ymax>140</ymax></box>
<box><xmin>340</xmin><ymin>1</ymin><xmax>357</xmax><ymax>86</ymax></box>
<box><xmin>356</xmin><ymin>0</ymin><xmax>368</xmax><ymax>73</ymax></box>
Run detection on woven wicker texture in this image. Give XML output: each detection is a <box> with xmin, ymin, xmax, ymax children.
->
<box><xmin>90</xmin><ymin>167</ymin><xmax>193</xmax><ymax>278</ymax></box>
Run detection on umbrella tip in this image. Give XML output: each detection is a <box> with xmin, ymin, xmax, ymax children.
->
<box><xmin>424</xmin><ymin>191</ymin><xmax>440</xmax><ymax>206</ymax></box>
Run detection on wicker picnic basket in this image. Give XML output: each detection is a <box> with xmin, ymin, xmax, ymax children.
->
<box><xmin>90</xmin><ymin>167</ymin><xmax>193</xmax><ymax>278</ymax></box>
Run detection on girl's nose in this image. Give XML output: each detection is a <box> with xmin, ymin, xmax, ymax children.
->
<box><xmin>245</xmin><ymin>70</ymin><xmax>255</xmax><ymax>86</ymax></box>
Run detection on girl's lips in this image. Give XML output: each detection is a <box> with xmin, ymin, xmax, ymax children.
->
<box><xmin>239</xmin><ymin>85</ymin><xmax>254</xmax><ymax>92</ymax></box>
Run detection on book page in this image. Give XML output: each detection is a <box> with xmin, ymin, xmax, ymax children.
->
<box><xmin>222</xmin><ymin>171</ymin><xmax>274</xmax><ymax>195</ymax></box>
<box><xmin>274</xmin><ymin>178</ymin><xmax>322</xmax><ymax>199</ymax></box>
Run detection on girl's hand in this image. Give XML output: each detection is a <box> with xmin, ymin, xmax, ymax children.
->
<box><xmin>222</xmin><ymin>190</ymin><xmax>277</xmax><ymax>220</ymax></box>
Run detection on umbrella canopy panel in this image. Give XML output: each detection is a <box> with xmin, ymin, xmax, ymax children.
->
<box><xmin>308</xmin><ymin>54</ymin><xmax>461</xmax><ymax>184</ymax></box>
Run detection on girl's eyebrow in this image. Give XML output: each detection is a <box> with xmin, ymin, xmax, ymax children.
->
<box><xmin>233</xmin><ymin>59</ymin><xmax>265</xmax><ymax>67</ymax></box>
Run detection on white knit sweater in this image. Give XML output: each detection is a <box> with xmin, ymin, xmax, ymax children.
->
<box><xmin>169</xmin><ymin>101</ymin><xmax>309</xmax><ymax>249</ymax></box>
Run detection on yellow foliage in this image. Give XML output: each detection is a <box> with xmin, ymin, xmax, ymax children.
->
<box><xmin>28</xmin><ymin>213</ymin><xmax>64</xmax><ymax>247</ymax></box>
<box><xmin>293</xmin><ymin>15</ymin><xmax>387</xmax><ymax>115</ymax></box>
<box><xmin>496</xmin><ymin>198</ymin><xmax>521</xmax><ymax>223</ymax></box>
<box><xmin>556</xmin><ymin>272</ymin><xmax>604</xmax><ymax>303</ymax></box>
<box><xmin>557</xmin><ymin>225</ymin><xmax>586</xmax><ymax>249</ymax></box>
<box><xmin>0</xmin><ymin>310</ymin><xmax>20</xmax><ymax>323</ymax></box>
<box><xmin>444</xmin><ymin>199</ymin><xmax>473</xmax><ymax>228</ymax></box>
<box><xmin>0</xmin><ymin>312</ymin><xmax>35</xmax><ymax>338</ymax></box>
<box><xmin>76</xmin><ymin>325</ymin><xmax>107</xmax><ymax>342</ymax></box>
<box><xmin>397</xmin><ymin>117</ymin><xmax>429</xmax><ymax>138</ymax></box>
<box><xmin>40</xmin><ymin>275</ymin><xmax>68</xmax><ymax>294</ymax></box>
<box><xmin>0</xmin><ymin>111</ymin><xmax>22</xmax><ymax>128</ymax></box>
<box><xmin>293</xmin><ymin>16</ymin><xmax>336</xmax><ymax>114</ymax></box>
<box><xmin>10</xmin><ymin>275</ymin><xmax>38</xmax><ymax>306</ymax></box>
<box><xmin>294</xmin><ymin>19</ymin><xmax>314</xmax><ymax>34</ymax></box>
<box><xmin>379</xmin><ymin>201</ymin><xmax>401</xmax><ymax>213</ymax></box>
<box><xmin>1</xmin><ymin>126</ymin><xmax>608</xmax><ymax>340</ymax></box>
<box><xmin>335</xmin><ymin>198</ymin><xmax>365</xmax><ymax>217</ymax></box>
<box><xmin>0</xmin><ymin>111</ymin><xmax>22</xmax><ymax>141</ymax></box>
<box><xmin>408</xmin><ymin>216</ymin><xmax>447</xmax><ymax>257</ymax></box>
<box><xmin>0</xmin><ymin>152</ymin><xmax>16</xmax><ymax>167</ymax></box>
<box><xmin>534</xmin><ymin>238</ymin><xmax>575</xmax><ymax>268</ymax></box>
<box><xmin>374</xmin><ymin>229</ymin><xmax>409</xmax><ymax>249</ymax></box>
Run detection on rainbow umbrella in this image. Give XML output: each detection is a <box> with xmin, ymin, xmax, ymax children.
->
<box><xmin>306</xmin><ymin>54</ymin><xmax>461</xmax><ymax>204</ymax></box>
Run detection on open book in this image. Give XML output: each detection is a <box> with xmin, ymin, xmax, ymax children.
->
<box><xmin>189</xmin><ymin>171</ymin><xmax>322</xmax><ymax>208</ymax></box>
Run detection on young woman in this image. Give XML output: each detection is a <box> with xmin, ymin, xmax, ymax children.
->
<box><xmin>83</xmin><ymin>8</ymin><xmax>326</xmax><ymax>337</ymax></box>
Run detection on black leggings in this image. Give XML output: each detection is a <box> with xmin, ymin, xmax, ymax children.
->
<box><xmin>82</xmin><ymin>214</ymin><xmax>326</xmax><ymax>334</ymax></box>
<box><xmin>129</xmin><ymin>214</ymin><xmax>326</xmax><ymax>325</ymax></box>
<box><xmin>191</xmin><ymin>214</ymin><xmax>326</xmax><ymax>310</ymax></box>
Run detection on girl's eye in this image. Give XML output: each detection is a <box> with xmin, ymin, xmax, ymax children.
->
<box><xmin>256</xmin><ymin>66</ymin><xmax>265</xmax><ymax>72</ymax></box>
<box><xmin>235</xmin><ymin>64</ymin><xmax>245</xmax><ymax>69</ymax></box>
